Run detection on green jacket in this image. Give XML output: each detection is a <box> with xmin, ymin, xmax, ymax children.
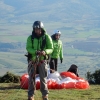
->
<box><xmin>26</xmin><ymin>29</ymin><xmax>53</xmax><ymax>61</ymax></box>
<box><xmin>51</xmin><ymin>39</ymin><xmax>63</xmax><ymax>59</ymax></box>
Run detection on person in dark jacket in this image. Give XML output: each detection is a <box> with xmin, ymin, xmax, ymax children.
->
<box><xmin>26</xmin><ymin>21</ymin><xmax>53</xmax><ymax>100</ymax></box>
<box><xmin>67</xmin><ymin>64</ymin><xmax>79</xmax><ymax>77</ymax></box>
<box><xmin>49</xmin><ymin>30</ymin><xmax>63</xmax><ymax>73</ymax></box>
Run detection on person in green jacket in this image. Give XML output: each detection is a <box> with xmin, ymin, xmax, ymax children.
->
<box><xmin>49</xmin><ymin>30</ymin><xmax>63</xmax><ymax>73</ymax></box>
<box><xmin>26</xmin><ymin>21</ymin><xmax>53</xmax><ymax>100</ymax></box>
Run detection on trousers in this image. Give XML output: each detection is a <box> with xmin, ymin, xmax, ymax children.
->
<box><xmin>28</xmin><ymin>60</ymin><xmax>49</xmax><ymax>97</ymax></box>
<box><xmin>49</xmin><ymin>58</ymin><xmax>58</xmax><ymax>73</ymax></box>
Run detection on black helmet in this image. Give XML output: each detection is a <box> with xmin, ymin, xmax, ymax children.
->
<box><xmin>33</xmin><ymin>21</ymin><xmax>44</xmax><ymax>29</ymax></box>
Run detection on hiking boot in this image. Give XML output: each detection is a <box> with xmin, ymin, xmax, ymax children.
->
<box><xmin>28</xmin><ymin>96</ymin><xmax>34</xmax><ymax>100</ymax></box>
<box><xmin>42</xmin><ymin>96</ymin><xmax>49</xmax><ymax>100</ymax></box>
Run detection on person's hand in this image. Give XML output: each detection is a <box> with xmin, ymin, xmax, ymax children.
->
<box><xmin>40</xmin><ymin>51</ymin><xmax>46</xmax><ymax>56</ymax></box>
<box><xmin>60</xmin><ymin>58</ymin><xmax>63</xmax><ymax>63</ymax></box>
<box><xmin>36</xmin><ymin>50</ymin><xmax>46</xmax><ymax>56</ymax></box>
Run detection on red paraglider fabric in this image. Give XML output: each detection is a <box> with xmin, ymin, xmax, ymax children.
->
<box><xmin>20</xmin><ymin>73</ymin><xmax>28</xmax><ymax>89</ymax></box>
<box><xmin>20</xmin><ymin>72</ymin><xmax>89</xmax><ymax>90</ymax></box>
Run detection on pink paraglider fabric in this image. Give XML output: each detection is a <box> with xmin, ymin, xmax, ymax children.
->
<box><xmin>20</xmin><ymin>72</ymin><xmax>89</xmax><ymax>90</ymax></box>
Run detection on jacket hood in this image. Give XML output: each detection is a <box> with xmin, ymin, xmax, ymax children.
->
<box><xmin>32</xmin><ymin>28</ymin><xmax>46</xmax><ymax>39</ymax></box>
<box><xmin>51</xmin><ymin>34</ymin><xmax>59</xmax><ymax>40</ymax></box>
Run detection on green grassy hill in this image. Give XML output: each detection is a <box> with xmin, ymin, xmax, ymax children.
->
<box><xmin>0</xmin><ymin>83</ymin><xmax>100</xmax><ymax>100</ymax></box>
<box><xmin>0</xmin><ymin>52</ymin><xmax>27</xmax><ymax>76</ymax></box>
<box><xmin>0</xmin><ymin>50</ymin><xmax>100</xmax><ymax>78</ymax></box>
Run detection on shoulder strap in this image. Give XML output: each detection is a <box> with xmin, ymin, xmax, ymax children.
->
<box><xmin>41</xmin><ymin>35</ymin><xmax>46</xmax><ymax>50</ymax></box>
<box><xmin>31</xmin><ymin>35</ymin><xmax>34</xmax><ymax>48</ymax></box>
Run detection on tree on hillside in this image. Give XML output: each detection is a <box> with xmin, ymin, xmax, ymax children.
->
<box><xmin>0</xmin><ymin>72</ymin><xmax>20</xmax><ymax>83</ymax></box>
<box><xmin>86</xmin><ymin>69</ymin><xmax>100</xmax><ymax>84</ymax></box>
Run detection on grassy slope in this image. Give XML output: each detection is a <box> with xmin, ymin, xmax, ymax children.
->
<box><xmin>0</xmin><ymin>83</ymin><xmax>100</xmax><ymax>100</ymax></box>
<box><xmin>0</xmin><ymin>52</ymin><xmax>27</xmax><ymax>76</ymax></box>
<box><xmin>1</xmin><ymin>50</ymin><xmax>100</xmax><ymax>78</ymax></box>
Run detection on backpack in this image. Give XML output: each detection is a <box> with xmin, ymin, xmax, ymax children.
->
<box><xmin>25</xmin><ymin>34</ymin><xmax>50</xmax><ymax>63</ymax></box>
<box><xmin>67</xmin><ymin>64</ymin><xmax>79</xmax><ymax>77</ymax></box>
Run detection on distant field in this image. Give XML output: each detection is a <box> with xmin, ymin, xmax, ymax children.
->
<box><xmin>0</xmin><ymin>52</ymin><xmax>27</xmax><ymax>76</ymax></box>
<box><xmin>62</xmin><ymin>55</ymin><xmax>100</xmax><ymax>78</ymax></box>
<box><xmin>0</xmin><ymin>25</ymin><xmax>100</xmax><ymax>78</ymax></box>
<box><xmin>0</xmin><ymin>35</ymin><xmax>28</xmax><ymax>42</ymax></box>
<box><xmin>0</xmin><ymin>50</ymin><xmax>100</xmax><ymax>79</ymax></box>
<box><xmin>1</xmin><ymin>24</ymin><xmax>100</xmax><ymax>43</ymax></box>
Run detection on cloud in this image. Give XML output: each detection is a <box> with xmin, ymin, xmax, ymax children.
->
<box><xmin>0</xmin><ymin>1</ymin><xmax>15</xmax><ymax>14</ymax></box>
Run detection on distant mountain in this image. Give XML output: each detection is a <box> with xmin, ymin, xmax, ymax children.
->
<box><xmin>1</xmin><ymin>0</ymin><xmax>100</xmax><ymax>52</ymax></box>
<box><xmin>0</xmin><ymin>0</ymin><xmax>100</xmax><ymax>28</ymax></box>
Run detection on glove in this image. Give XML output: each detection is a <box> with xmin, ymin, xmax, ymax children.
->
<box><xmin>60</xmin><ymin>59</ymin><xmax>63</xmax><ymax>63</ymax></box>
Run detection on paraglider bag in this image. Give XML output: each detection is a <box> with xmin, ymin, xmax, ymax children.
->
<box><xmin>67</xmin><ymin>64</ymin><xmax>79</xmax><ymax>77</ymax></box>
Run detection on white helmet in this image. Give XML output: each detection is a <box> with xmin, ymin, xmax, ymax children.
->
<box><xmin>54</xmin><ymin>30</ymin><xmax>61</xmax><ymax>35</ymax></box>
